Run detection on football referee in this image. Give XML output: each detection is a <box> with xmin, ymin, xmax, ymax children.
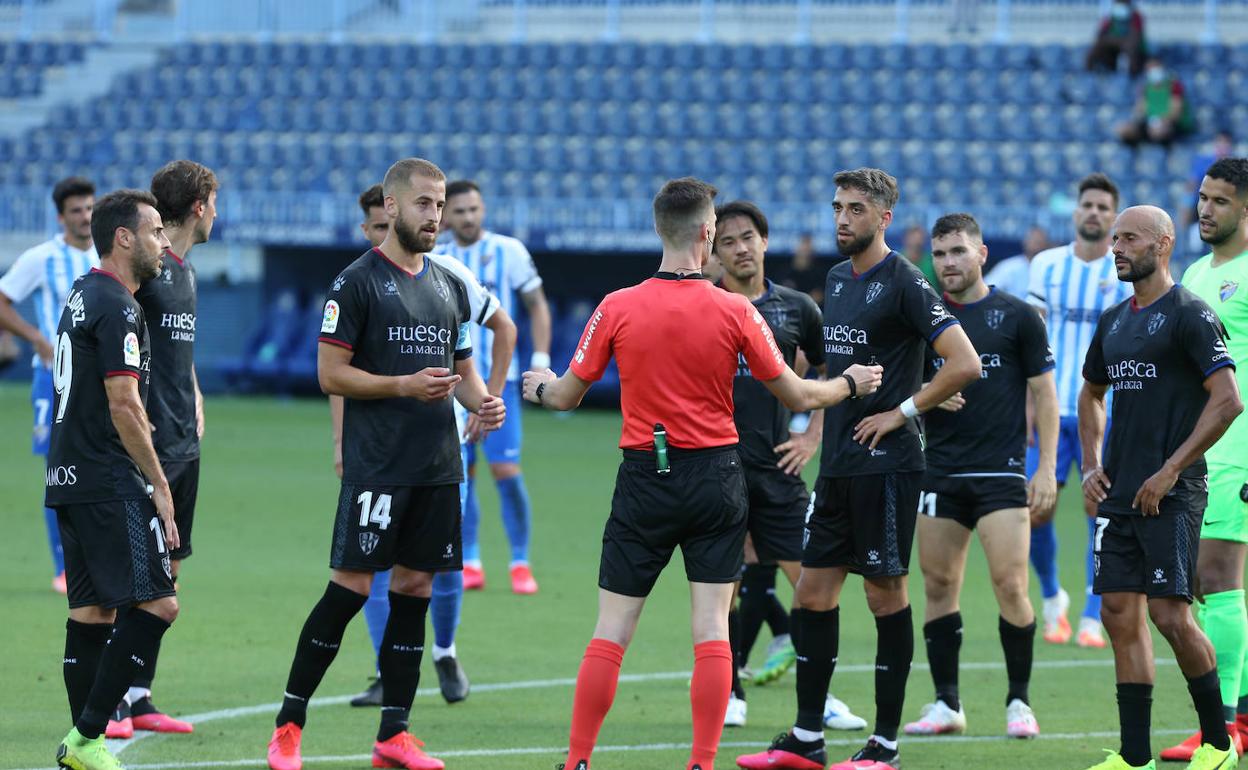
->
<box><xmin>522</xmin><ymin>177</ymin><xmax>882</xmax><ymax>770</ymax></box>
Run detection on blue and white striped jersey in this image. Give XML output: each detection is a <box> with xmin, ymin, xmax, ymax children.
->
<box><xmin>0</xmin><ymin>234</ymin><xmax>98</xmax><ymax>366</ymax></box>
<box><xmin>434</xmin><ymin>230</ymin><xmax>542</xmax><ymax>382</ymax></box>
<box><xmin>1027</xmin><ymin>242</ymin><xmax>1131</xmax><ymax>417</ymax></box>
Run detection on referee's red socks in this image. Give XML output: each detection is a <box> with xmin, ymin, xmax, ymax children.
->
<box><xmin>689</xmin><ymin>639</ymin><xmax>733</xmax><ymax>770</ymax></box>
<box><xmin>566</xmin><ymin>638</ymin><xmax>625</xmax><ymax>768</ymax></box>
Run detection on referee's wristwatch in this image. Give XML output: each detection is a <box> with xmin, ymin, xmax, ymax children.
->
<box><xmin>535</xmin><ymin>382</ymin><xmax>545</xmax><ymax>404</ymax></box>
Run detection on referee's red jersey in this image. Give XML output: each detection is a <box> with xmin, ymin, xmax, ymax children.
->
<box><xmin>568</xmin><ymin>273</ymin><xmax>787</xmax><ymax>450</ymax></box>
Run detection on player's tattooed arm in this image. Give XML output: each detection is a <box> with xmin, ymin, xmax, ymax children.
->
<box><xmin>1027</xmin><ymin>370</ymin><xmax>1060</xmax><ymax>523</ymax></box>
<box><xmin>317</xmin><ymin>342</ymin><xmax>461</xmax><ymax>402</ymax></box>
<box><xmin>105</xmin><ymin>374</ymin><xmax>178</xmax><ymax>550</ymax></box>
<box><xmin>1134</xmin><ymin>367</ymin><xmax>1243</xmax><ymax>516</ymax></box>
<box><xmin>1078</xmin><ymin>380</ymin><xmax>1111</xmax><ymax>507</ymax></box>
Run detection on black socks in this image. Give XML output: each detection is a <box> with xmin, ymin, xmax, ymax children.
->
<box><xmin>377</xmin><ymin>592</ymin><xmax>430</xmax><ymax>742</ymax></box>
<box><xmin>793</xmin><ymin>607</ymin><xmax>839</xmax><ymax>732</ymax></box>
<box><xmin>999</xmin><ymin>616</ymin><xmax>1035</xmax><ymax>706</ymax></box>
<box><xmin>1117</xmin><ymin>682</ymin><xmax>1153</xmax><ymax>767</ymax></box>
<box><xmin>728</xmin><ymin>608</ymin><xmax>745</xmax><ymax>700</ymax></box>
<box><xmin>76</xmin><ymin>609</ymin><xmax>171</xmax><ymax>739</ymax></box>
<box><xmin>63</xmin><ymin>620</ymin><xmax>112</xmax><ymax>725</ymax></box>
<box><xmin>1188</xmin><ymin>669</ymin><xmax>1231</xmax><ymax>752</ymax></box>
<box><xmin>873</xmin><ymin>606</ymin><xmax>914</xmax><ymax>742</ymax></box>
<box><xmin>923</xmin><ymin>612</ymin><xmax>962</xmax><ymax>710</ymax></box>
<box><xmin>276</xmin><ymin>581</ymin><xmax>368</xmax><ymax>729</ymax></box>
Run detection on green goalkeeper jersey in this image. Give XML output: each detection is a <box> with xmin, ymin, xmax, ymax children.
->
<box><xmin>1183</xmin><ymin>249</ymin><xmax>1248</xmax><ymax>468</ymax></box>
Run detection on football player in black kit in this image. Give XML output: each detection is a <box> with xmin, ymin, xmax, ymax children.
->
<box><xmin>739</xmin><ymin>169</ymin><xmax>982</xmax><ymax>770</ymax></box>
<box><xmin>713</xmin><ymin>200</ymin><xmax>865</xmax><ymax>731</ymax></box>
<box><xmin>900</xmin><ymin>213</ymin><xmax>1059</xmax><ymax>740</ymax></box>
<box><xmin>266</xmin><ymin>159</ymin><xmax>504</xmax><ymax>770</ymax></box>
<box><xmin>49</xmin><ymin>189</ymin><xmax>178</xmax><ymax>770</ymax></box>
<box><xmin>1078</xmin><ymin>206</ymin><xmax>1242</xmax><ymax>770</ymax></box>
<box><xmin>102</xmin><ymin>160</ymin><xmax>217</xmax><ymax>740</ymax></box>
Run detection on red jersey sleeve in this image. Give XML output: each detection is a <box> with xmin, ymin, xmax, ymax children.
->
<box><xmin>739</xmin><ymin>302</ymin><xmax>786</xmax><ymax>381</ymax></box>
<box><xmin>568</xmin><ymin>297</ymin><xmax>615</xmax><ymax>382</ymax></box>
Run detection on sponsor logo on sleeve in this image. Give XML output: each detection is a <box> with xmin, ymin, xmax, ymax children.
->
<box><xmin>574</xmin><ymin>310</ymin><xmax>604</xmax><ymax>365</ymax></box>
<box><xmin>332</xmin><ymin>274</ymin><xmax>346</xmax><ymax>292</ymax></box>
<box><xmin>66</xmin><ymin>289</ymin><xmax>86</xmax><ymax>325</ymax></box>
<box><xmin>123</xmin><ymin>306</ymin><xmax>137</xmax><ymax>325</ymax></box>
<box><xmin>321</xmin><ymin>300</ymin><xmax>340</xmax><ymax>333</ymax></box>
<box><xmin>123</xmin><ymin>332</ymin><xmax>140</xmax><ymax>367</ymax></box>
<box><xmin>930</xmin><ymin>303</ymin><xmax>954</xmax><ymax>327</ymax></box>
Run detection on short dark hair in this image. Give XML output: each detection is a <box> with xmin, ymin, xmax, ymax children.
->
<box><xmin>52</xmin><ymin>176</ymin><xmax>94</xmax><ymax>214</ymax></box>
<box><xmin>653</xmin><ymin>177</ymin><xmax>718</xmax><ymax>245</ymax></box>
<box><xmin>359</xmin><ymin>184</ymin><xmax>384</xmax><ymax>215</ymax></box>
<box><xmin>833</xmin><ymin>168</ymin><xmax>900</xmax><ymax>210</ymax></box>
<box><xmin>1078</xmin><ymin>172</ymin><xmax>1120</xmax><ymax>208</ymax></box>
<box><xmin>91</xmin><ymin>189</ymin><xmax>159</xmax><ymax>257</ymax></box>
<box><xmin>150</xmin><ymin>160</ymin><xmax>218</xmax><ymax>227</ymax></box>
<box><xmin>1206</xmin><ymin>158</ymin><xmax>1248</xmax><ymax>198</ymax></box>
<box><xmin>382</xmin><ymin>158</ymin><xmax>445</xmax><ymax>199</ymax></box>
<box><xmin>931</xmin><ymin>212</ymin><xmax>983</xmax><ymax>242</ymax></box>
<box><xmin>715</xmin><ymin>200</ymin><xmax>769</xmax><ymax>240</ymax></box>
<box><xmin>446</xmin><ymin>179</ymin><xmax>481</xmax><ymax>201</ymax></box>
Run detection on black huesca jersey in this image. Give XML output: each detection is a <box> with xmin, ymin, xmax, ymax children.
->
<box><xmin>924</xmin><ymin>288</ymin><xmax>1054</xmax><ymax>475</ymax></box>
<box><xmin>135</xmin><ymin>250</ymin><xmax>198</xmax><ymax>461</ymax></box>
<box><xmin>727</xmin><ymin>280</ymin><xmax>826</xmax><ymax>468</ymax></box>
<box><xmin>46</xmin><ymin>269</ymin><xmax>152</xmax><ymax>505</ymax></box>
<box><xmin>1083</xmin><ymin>285</ymin><xmax>1234</xmax><ymax>515</ymax></box>
<box><xmin>819</xmin><ymin>252</ymin><xmax>959</xmax><ymax>478</ymax></box>
<box><xmin>318</xmin><ymin>248</ymin><xmax>473</xmax><ymax>486</ymax></box>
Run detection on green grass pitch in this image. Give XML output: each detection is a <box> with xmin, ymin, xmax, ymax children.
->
<box><xmin>0</xmin><ymin>383</ymin><xmax>1204</xmax><ymax>769</ymax></box>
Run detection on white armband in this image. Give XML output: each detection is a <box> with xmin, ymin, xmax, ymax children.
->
<box><xmin>530</xmin><ymin>351</ymin><xmax>551</xmax><ymax>370</ymax></box>
<box><xmin>899</xmin><ymin>396</ymin><xmax>920</xmax><ymax>419</ymax></box>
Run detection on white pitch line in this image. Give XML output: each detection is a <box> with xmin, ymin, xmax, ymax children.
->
<box><xmin>86</xmin><ymin>656</ymin><xmax>1174</xmax><ymax>762</ymax></box>
<box><xmin>13</xmin><ymin>729</ymin><xmax>1196</xmax><ymax>770</ymax></box>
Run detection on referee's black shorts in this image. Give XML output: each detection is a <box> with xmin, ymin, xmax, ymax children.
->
<box><xmin>599</xmin><ymin>445</ymin><xmax>748</xmax><ymax>598</ymax></box>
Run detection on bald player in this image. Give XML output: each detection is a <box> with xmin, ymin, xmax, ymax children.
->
<box><xmin>1077</xmin><ymin>206</ymin><xmax>1242</xmax><ymax>770</ymax></box>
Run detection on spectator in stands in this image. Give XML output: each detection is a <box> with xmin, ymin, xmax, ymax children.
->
<box><xmin>1085</xmin><ymin>0</ymin><xmax>1146</xmax><ymax>76</ymax></box>
<box><xmin>1117</xmin><ymin>58</ymin><xmax>1195</xmax><ymax>148</ymax></box>
<box><xmin>985</xmin><ymin>226</ymin><xmax>1049</xmax><ymax>299</ymax></box>
<box><xmin>902</xmin><ymin>224</ymin><xmax>939</xmax><ymax>287</ymax></box>
<box><xmin>776</xmin><ymin>233</ymin><xmax>828</xmax><ymax>305</ymax></box>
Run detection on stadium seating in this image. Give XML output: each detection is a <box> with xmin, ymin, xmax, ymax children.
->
<box><xmin>2</xmin><ymin>40</ymin><xmax>1234</xmax><ymax>217</ymax></box>
<box><xmin>0</xmin><ymin>40</ymin><xmax>86</xmax><ymax>98</ymax></box>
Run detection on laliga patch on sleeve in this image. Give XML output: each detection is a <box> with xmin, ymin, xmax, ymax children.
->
<box><xmin>321</xmin><ymin>300</ymin><xmax>340</xmax><ymax>333</ymax></box>
<box><xmin>123</xmin><ymin>332</ymin><xmax>140</xmax><ymax>367</ymax></box>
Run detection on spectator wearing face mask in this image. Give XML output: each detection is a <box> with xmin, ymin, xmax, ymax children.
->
<box><xmin>1117</xmin><ymin>58</ymin><xmax>1195</xmax><ymax>148</ymax></box>
<box><xmin>1086</xmin><ymin>0</ymin><xmax>1146</xmax><ymax>77</ymax></box>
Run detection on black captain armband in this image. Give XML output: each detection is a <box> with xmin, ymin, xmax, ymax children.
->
<box><xmin>841</xmin><ymin>373</ymin><xmax>858</xmax><ymax>399</ymax></box>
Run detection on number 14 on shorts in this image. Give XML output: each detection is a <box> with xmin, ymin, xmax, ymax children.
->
<box><xmin>357</xmin><ymin>491</ymin><xmax>392</xmax><ymax>530</ymax></box>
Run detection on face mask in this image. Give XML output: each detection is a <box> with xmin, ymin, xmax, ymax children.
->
<box><xmin>1147</xmin><ymin>67</ymin><xmax>1165</xmax><ymax>84</ymax></box>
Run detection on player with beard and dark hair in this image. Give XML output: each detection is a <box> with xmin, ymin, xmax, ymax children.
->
<box><xmin>267</xmin><ymin>158</ymin><xmax>505</xmax><ymax>770</ymax></box>
<box><xmin>49</xmin><ymin>189</ymin><xmax>178</xmax><ymax>770</ymax></box>
<box><xmin>901</xmin><ymin>213</ymin><xmax>1058</xmax><ymax>740</ymax></box>
<box><xmin>1163</xmin><ymin>157</ymin><xmax>1248</xmax><ymax>761</ymax></box>
<box><xmin>101</xmin><ymin>160</ymin><xmax>218</xmax><ymax>740</ymax></box>
<box><xmin>1078</xmin><ymin>206</ymin><xmax>1241</xmax><ymax>770</ymax></box>
<box><xmin>1026</xmin><ymin>173</ymin><xmax>1131</xmax><ymax>650</ymax></box>
<box><xmin>740</xmin><ymin>169</ymin><xmax>982</xmax><ymax>770</ymax></box>
<box><xmin>712</xmin><ymin>200</ymin><xmax>867</xmax><ymax>732</ymax></box>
